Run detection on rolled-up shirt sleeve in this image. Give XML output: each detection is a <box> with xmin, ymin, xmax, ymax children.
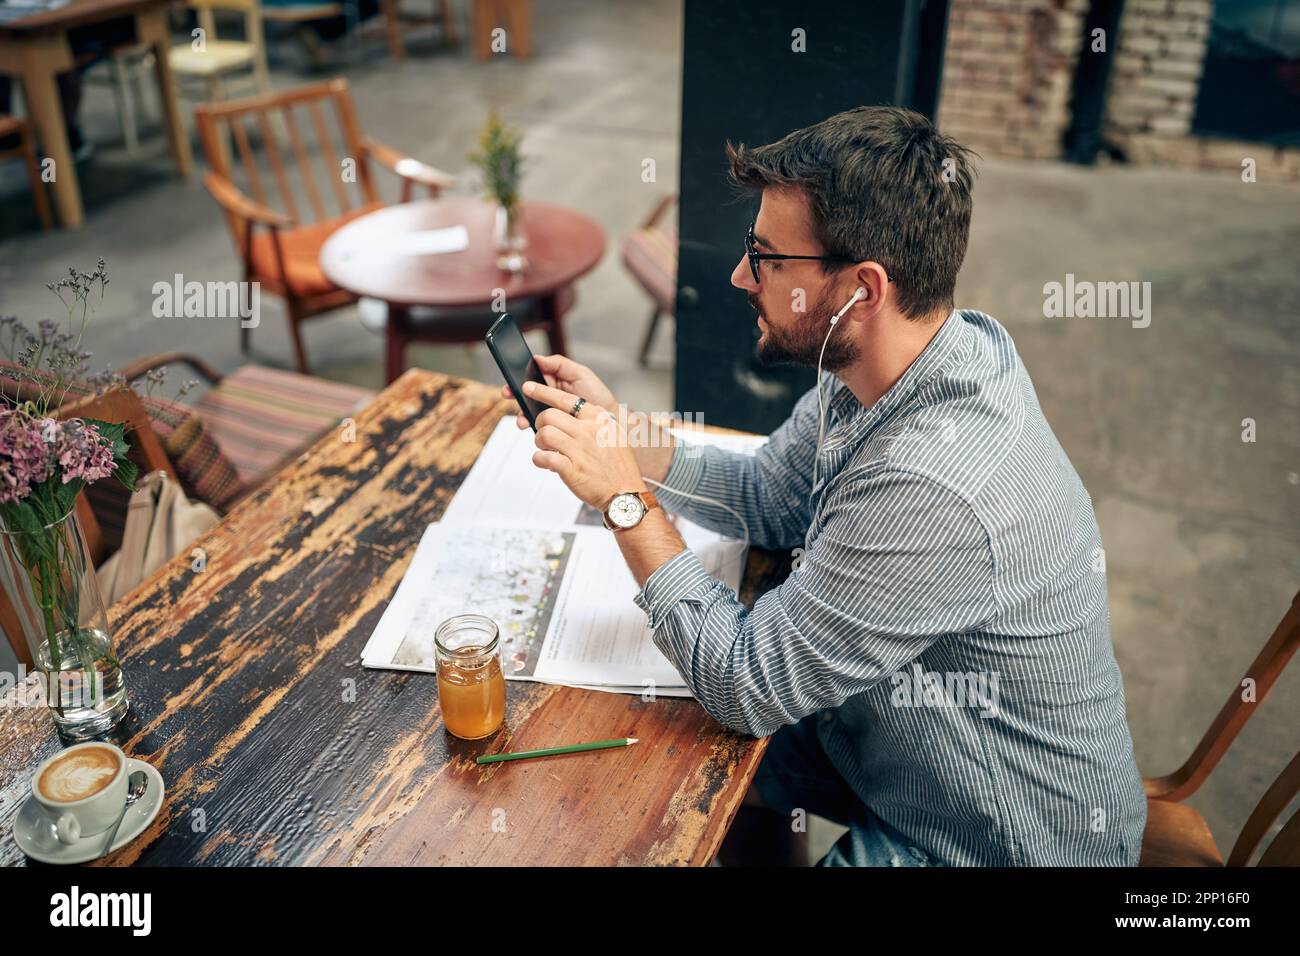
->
<box><xmin>633</xmin><ymin>469</ymin><xmax>998</xmax><ymax>737</ymax></box>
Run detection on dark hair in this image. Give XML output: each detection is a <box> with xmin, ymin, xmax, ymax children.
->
<box><xmin>727</xmin><ymin>106</ymin><xmax>978</xmax><ymax>320</ymax></box>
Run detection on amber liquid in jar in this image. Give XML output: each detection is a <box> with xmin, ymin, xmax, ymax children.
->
<box><xmin>437</xmin><ymin>648</ymin><xmax>506</xmax><ymax>739</ymax></box>
<box><xmin>435</xmin><ymin>615</ymin><xmax>506</xmax><ymax>740</ymax></box>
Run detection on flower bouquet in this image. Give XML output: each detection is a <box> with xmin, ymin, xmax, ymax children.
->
<box><xmin>0</xmin><ymin>261</ymin><xmax>140</xmax><ymax>740</ymax></box>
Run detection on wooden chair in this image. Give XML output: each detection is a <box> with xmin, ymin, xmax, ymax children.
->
<box><xmin>115</xmin><ymin>352</ymin><xmax>373</xmax><ymax>492</ymax></box>
<box><xmin>195</xmin><ymin>78</ymin><xmax>455</xmax><ymax>373</ymax></box>
<box><xmin>260</xmin><ymin>0</ymin><xmax>344</xmax><ymax>22</ymax></box>
<box><xmin>0</xmin><ymin>357</ymin><xmax>374</xmax><ymax>665</ymax></box>
<box><xmin>621</xmin><ymin>193</ymin><xmax>677</xmax><ymax>367</ymax></box>
<box><xmin>170</xmin><ymin>0</ymin><xmax>274</xmax><ymax>105</ymax></box>
<box><xmin>260</xmin><ymin>1</ymin><xmax>458</xmax><ymax>64</ymax></box>
<box><xmin>96</xmin><ymin>44</ymin><xmax>157</xmax><ymax>156</ymax></box>
<box><xmin>0</xmin><ymin>115</ymin><xmax>53</xmax><ymax>231</ymax></box>
<box><xmin>1140</xmin><ymin>588</ymin><xmax>1300</xmax><ymax>866</ymax></box>
<box><xmin>378</xmin><ymin>0</ymin><xmax>459</xmax><ymax>58</ymax></box>
<box><xmin>0</xmin><ymin>388</ymin><xmax>175</xmax><ymax>669</ymax></box>
<box><xmin>85</xmin><ymin>0</ymin><xmax>273</xmax><ymax>158</ymax></box>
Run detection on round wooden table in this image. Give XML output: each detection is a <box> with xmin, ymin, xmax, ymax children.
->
<box><xmin>319</xmin><ymin>197</ymin><xmax>606</xmax><ymax>383</ymax></box>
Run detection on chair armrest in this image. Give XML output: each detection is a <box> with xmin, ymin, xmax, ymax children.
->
<box><xmin>641</xmin><ymin>193</ymin><xmax>677</xmax><ymax>230</ymax></box>
<box><xmin>362</xmin><ymin>137</ymin><xmax>457</xmax><ymax>194</ymax></box>
<box><xmin>118</xmin><ymin>353</ymin><xmax>225</xmax><ymax>386</ymax></box>
<box><xmin>203</xmin><ymin>172</ymin><xmax>293</xmax><ymax>228</ymax></box>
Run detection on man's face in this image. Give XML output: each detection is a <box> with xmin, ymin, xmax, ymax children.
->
<box><xmin>730</xmin><ymin>187</ymin><xmax>859</xmax><ymax>372</ymax></box>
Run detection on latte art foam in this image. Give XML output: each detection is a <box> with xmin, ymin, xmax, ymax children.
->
<box><xmin>38</xmin><ymin>746</ymin><xmax>120</xmax><ymax>803</ymax></box>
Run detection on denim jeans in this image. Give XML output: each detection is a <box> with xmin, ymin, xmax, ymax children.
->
<box><xmin>754</xmin><ymin>711</ymin><xmax>938</xmax><ymax>867</ymax></box>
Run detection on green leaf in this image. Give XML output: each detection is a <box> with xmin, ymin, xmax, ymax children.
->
<box><xmin>86</xmin><ymin>417</ymin><xmax>126</xmax><ymax>445</ymax></box>
<box><xmin>54</xmin><ymin>477</ymin><xmax>83</xmax><ymax>515</ymax></box>
<box><xmin>1</xmin><ymin>501</ymin><xmax>43</xmax><ymax>537</ymax></box>
<box><xmin>114</xmin><ymin>457</ymin><xmax>138</xmax><ymax>492</ymax></box>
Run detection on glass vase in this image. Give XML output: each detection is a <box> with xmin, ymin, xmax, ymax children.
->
<box><xmin>493</xmin><ymin>202</ymin><xmax>529</xmax><ymax>274</ymax></box>
<box><xmin>0</xmin><ymin>508</ymin><xmax>129</xmax><ymax>742</ymax></box>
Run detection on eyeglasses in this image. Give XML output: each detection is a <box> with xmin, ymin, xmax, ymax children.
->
<box><xmin>744</xmin><ymin>222</ymin><xmax>890</xmax><ymax>284</ymax></box>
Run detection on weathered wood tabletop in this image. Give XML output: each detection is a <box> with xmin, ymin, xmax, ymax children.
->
<box><xmin>0</xmin><ymin>370</ymin><xmax>785</xmax><ymax>866</ymax></box>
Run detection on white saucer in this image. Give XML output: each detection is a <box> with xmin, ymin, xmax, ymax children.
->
<box><xmin>13</xmin><ymin>758</ymin><xmax>164</xmax><ymax>865</ymax></box>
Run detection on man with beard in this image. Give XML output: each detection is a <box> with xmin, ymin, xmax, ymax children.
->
<box><xmin>505</xmin><ymin>106</ymin><xmax>1146</xmax><ymax>867</ymax></box>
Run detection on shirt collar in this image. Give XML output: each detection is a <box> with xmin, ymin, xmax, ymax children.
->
<box><xmin>825</xmin><ymin>308</ymin><xmax>968</xmax><ymax>444</ymax></box>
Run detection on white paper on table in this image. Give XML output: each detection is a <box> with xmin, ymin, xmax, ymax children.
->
<box><xmin>530</xmin><ymin>526</ymin><xmax>684</xmax><ymax>689</ymax></box>
<box><xmin>391</xmin><ymin>225</ymin><xmax>469</xmax><ymax>256</ymax></box>
<box><xmin>361</xmin><ymin>417</ymin><xmax>769</xmax><ymax>695</ymax></box>
<box><xmin>360</xmin><ymin>521</ymin><xmax>574</xmax><ymax>676</ymax></box>
<box><xmin>440</xmin><ymin>416</ymin><xmax>582</xmax><ymax>529</ymax></box>
<box><xmin>442</xmin><ymin>416</ymin><xmax>765</xmax><ymax>593</ymax></box>
<box><xmin>360</xmin><ymin>520</ymin><xmax>688</xmax><ymax>689</ymax></box>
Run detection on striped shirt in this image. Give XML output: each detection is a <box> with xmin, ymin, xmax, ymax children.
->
<box><xmin>633</xmin><ymin>309</ymin><xmax>1147</xmax><ymax>866</ymax></box>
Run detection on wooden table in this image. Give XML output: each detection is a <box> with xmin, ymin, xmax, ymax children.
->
<box><xmin>319</xmin><ymin>197</ymin><xmax>606</xmax><ymax>384</ymax></box>
<box><xmin>0</xmin><ymin>0</ymin><xmax>193</xmax><ymax>229</ymax></box>
<box><xmin>0</xmin><ymin>371</ymin><xmax>783</xmax><ymax>866</ymax></box>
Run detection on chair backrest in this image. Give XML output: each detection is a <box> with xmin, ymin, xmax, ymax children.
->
<box><xmin>60</xmin><ymin>389</ymin><xmax>177</xmax><ymax>559</ymax></box>
<box><xmin>1144</xmin><ymin>587</ymin><xmax>1300</xmax><ymax>864</ymax></box>
<box><xmin>642</xmin><ymin>193</ymin><xmax>677</xmax><ymax>235</ymax></box>
<box><xmin>195</xmin><ymin>78</ymin><xmax>381</xmax><ymax>249</ymax></box>
<box><xmin>187</xmin><ymin>0</ymin><xmax>264</xmax><ymax>47</ymax></box>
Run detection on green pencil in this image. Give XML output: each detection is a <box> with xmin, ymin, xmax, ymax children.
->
<box><xmin>475</xmin><ymin>737</ymin><xmax>639</xmax><ymax>765</ymax></box>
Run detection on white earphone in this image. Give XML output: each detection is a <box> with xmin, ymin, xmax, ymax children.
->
<box><xmin>813</xmin><ymin>287</ymin><xmax>867</xmax><ymax>490</ymax></box>
<box><xmin>642</xmin><ymin>286</ymin><xmax>867</xmax><ymax>550</ymax></box>
<box><xmin>829</xmin><ymin>286</ymin><xmax>866</xmax><ymax>326</ymax></box>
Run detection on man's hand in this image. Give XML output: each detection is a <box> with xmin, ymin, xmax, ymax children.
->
<box><xmin>499</xmin><ymin>354</ymin><xmax>617</xmax><ymax>430</ymax></box>
<box><xmin>524</xmin><ymin>381</ymin><xmax>646</xmax><ymax>511</ymax></box>
<box><xmin>498</xmin><ymin>354</ymin><xmax>676</xmax><ymax>484</ymax></box>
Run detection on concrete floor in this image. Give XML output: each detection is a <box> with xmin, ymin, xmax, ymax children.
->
<box><xmin>0</xmin><ymin>0</ymin><xmax>1296</xmax><ymax>864</ymax></box>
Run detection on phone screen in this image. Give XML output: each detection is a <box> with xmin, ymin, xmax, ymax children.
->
<box><xmin>486</xmin><ymin>314</ymin><xmax>548</xmax><ymax>429</ymax></box>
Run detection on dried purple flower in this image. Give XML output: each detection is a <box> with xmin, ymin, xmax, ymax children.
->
<box><xmin>56</xmin><ymin>418</ymin><xmax>115</xmax><ymax>484</ymax></box>
<box><xmin>0</xmin><ymin>409</ymin><xmax>56</xmax><ymax>504</ymax></box>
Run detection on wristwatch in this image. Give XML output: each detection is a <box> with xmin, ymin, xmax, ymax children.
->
<box><xmin>602</xmin><ymin>490</ymin><xmax>659</xmax><ymax>532</ymax></box>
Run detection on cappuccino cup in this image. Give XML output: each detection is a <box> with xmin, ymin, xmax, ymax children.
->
<box><xmin>31</xmin><ymin>742</ymin><xmax>128</xmax><ymax>844</ymax></box>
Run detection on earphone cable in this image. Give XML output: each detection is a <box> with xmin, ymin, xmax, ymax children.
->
<box><xmin>641</xmin><ymin>475</ymin><xmax>750</xmax><ymax>552</ymax></box>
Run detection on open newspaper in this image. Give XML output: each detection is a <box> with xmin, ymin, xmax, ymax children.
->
<box><xmin>360</xmin><ymin>416</ymin><xmax>766</xmax><ymax>696</ymax></box>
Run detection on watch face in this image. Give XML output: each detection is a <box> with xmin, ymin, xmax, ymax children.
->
<box><xmin>607</xmin><ymin>493</ymin><xmax>646</xmax><ymax>529</ymax></box>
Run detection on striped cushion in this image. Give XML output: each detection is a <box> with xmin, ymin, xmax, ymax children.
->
<box><xmin>621</xmin><ymin>222</ymin><xmax>678</xmax><ymax>313</ymax></box>
<box><xmin>75</xmin><ymin>395</ymin><xmax>245</xmax><ymax>548</ymax></box>
<box><xmin>82</xmin><ymin>395</ymin><xmax>246</xmax><ymax>552</ymax></box>
<box><xmin>80</xmin><ymin>395</ymin><xmax>246</xmax><ymax>551</ymax></box>
<box><xmin>195</xmin><ymin>364</ymin><xmax>374</xmax><ymax>488</ymax></box>
<box><xmin>141</xmin><ymin>398</ymin><xmax>244</xmax><ymax>511</ymax></box>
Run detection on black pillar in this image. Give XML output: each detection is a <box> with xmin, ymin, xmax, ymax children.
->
<box><xmin>1063</xmin><ymin>0</ymin><xmax>1127</xmax><ymax>164</ymax></box>
<box><xmin>675</xmin><ymin>0</ymin><xmax>950</xmax><ymax>433</ymax></box>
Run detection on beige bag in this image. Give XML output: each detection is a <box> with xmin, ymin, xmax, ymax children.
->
<box><xmin>96</xmin><ymin>471</ymin><xmax>220</xmax><ymax>604</ymax></box>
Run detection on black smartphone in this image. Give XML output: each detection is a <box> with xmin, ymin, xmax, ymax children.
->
<box><xmin>486</xmin><ymin>314</ymin><xmax>548</xmax><ymax>430</ymax></box>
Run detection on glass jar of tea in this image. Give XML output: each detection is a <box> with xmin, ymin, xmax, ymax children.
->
<box><xmin>435</xmin><ymin>614</ymin><xmax>506</xmax><ymax>740</ymax></box>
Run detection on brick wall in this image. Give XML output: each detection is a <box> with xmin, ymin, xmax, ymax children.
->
<box><xmin>1104</xmin><ymin>0</ymin><xmax>1300</xmax><ymax>181</ymax></box>
<box><xmin>938</xmin><ymin>0</ymin><xmax>1089</xmax><ymax>160</ymax></box>
<box><xmin>939</xmin><ymin>0</ymin><xmax>1300</xmax><ymax>181</ymax></box>
<box><xmin>1103</xmin><ymin>0</ymin><xmax>1211</xmax><ymax>139</ymax></box>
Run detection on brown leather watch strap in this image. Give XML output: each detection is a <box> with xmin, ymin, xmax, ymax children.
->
<box><xmin>603</xmin><ymin>489</ymin><xmax>659</xmax><ymax>531</ymax></box>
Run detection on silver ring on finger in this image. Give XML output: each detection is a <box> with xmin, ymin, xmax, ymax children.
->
<box><xmin>569</xmin><ymin>397</ymin><xmax>587</xmax><ymax>417</ymax></box>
